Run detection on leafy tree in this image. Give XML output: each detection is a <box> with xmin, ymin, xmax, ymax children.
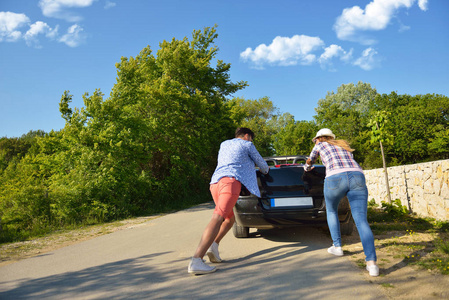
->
<box><xmin>272</xmin><ymin>117</ymin><xmax>318</xmax><ymax>156</ymax></box>
<box><xmin>374</xmin><ymin>93</ymin><xmax>449</xmax><ymax>164</ymax></box>
<box><xmin>227</xmin><ymin>96</ymin><xmax>279</xmax><ymax>156</ymax></box>
<box><xmin>0</xmin><ymin>130</ymin><xmax>46</xmax><ymax>171</ymax></box>
<box><xmin>368</xmin><ymin>111</ymin><xmax>393</xmax><ymax>203</ymax></box>
<box><xmin>226</xmin><ymin>97</ymin><xmax>319</xmax><ymax>157</ymax></box>
<box><xmin>314</xmin><ymin>82</ymin><xmax>378</xmax><ymax>165</ymax></box>
<box><xmin>0</xmin><ymin>133</ymin><xmax>51</xmax><ymax>241</ymax></box>
<box><xmin>47</xmin><ymin>25</ymin><xmax>248</xmax><ymax>219</ymax></box>
<box><xmin>315</xmin><ymin>81</ymin><xmax>377</xmax><ymax>127</ymax></box>
<box><xmin>429</xmin><ymin>129</ymin><xmax>449</xmax><ymax>158</ymax></box>
<box><xmin>0</xmin><ymin>26</ymin><xmax>247</xmax><ymax>242</ymax></box>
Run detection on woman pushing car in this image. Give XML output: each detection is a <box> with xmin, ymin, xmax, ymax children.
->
<box><xmin>304</xmin><ymin>128</ymin><xmax>379</xmax><ymax>277</ymax></box>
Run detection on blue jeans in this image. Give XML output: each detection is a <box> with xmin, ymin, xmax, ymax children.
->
<box><xmin>324</xmin><ymin>171</ymin><xmax>377</xmax><ymax>262</ymax></box>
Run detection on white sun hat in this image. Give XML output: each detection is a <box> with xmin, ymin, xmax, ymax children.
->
<box><xmin>312</xmin><ymin>128</ymin><xmax>336</xmax><ymax>142</ymax></box>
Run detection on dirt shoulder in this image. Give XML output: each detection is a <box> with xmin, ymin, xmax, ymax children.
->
<box><xmin>342</xmin><ymin>230</ymin><xmax>449</xmax><ymax>299</ymax></box>
<box><xmin>0</xmin><ymin>216</ymin><xmax>158</xmax><ymax>267</ymax></box>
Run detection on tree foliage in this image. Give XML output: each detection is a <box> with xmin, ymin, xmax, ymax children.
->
<box><xmin>368</xmin><ymin>111</ymin><xmax>393</xmax><ymax>203</ymax></box>
<box><xmin>227</xmin><ymin>96</ymin><xmax>279</xmax><ymax>156</ymax></box>
<box><xmin>0</xmin><ymin>130</ymin><xmax>45</xmax><ymax>171</ymax></box>
<box><xmin>314</xmin><ymin>81</ymin><xmax>378</xmax><ymax>164</ymax></box>
<box><xmin>272</xmin><ymin>117</ymin><xmax>318</xmax><ymax>156</ymax></box>
<box><xmin>314</xmin><ymin>84</ymin><xmax>449</xmax><ymax>168</ymax></box>
<box><xmin>0</xmin><ymin>26</ymin><xmax>246</xmax><ymax>242</ymax></box>
<box><xmin>371</xmin><ymin>93</ymin><xmax>449</xmax><ymax>164</ymax></box>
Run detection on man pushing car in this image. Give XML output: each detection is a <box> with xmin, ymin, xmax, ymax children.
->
<box><xmin>188</xmin><ymin>127</ymin><xmax>269</xmax><ymax>275</ymax></box>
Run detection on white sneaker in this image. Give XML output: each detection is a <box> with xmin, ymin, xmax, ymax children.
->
<box><xmin>366</xmin><ymin>264</ymin><xmax>379</xmax><ymax>277</ymax></box>
<box><xmin>327</xmin><ymin>245</ymin><xmax>344</xmax><ymax>256</ymax></box>
<box><xmin>206</xmin><ymin>242</ymin><xmax>222</xmax><ymax>263</ymax></box>
<box><xmin>188</xmin><ymin>257</ymin><xmax>216</xmax><ymax>275</ymax></box>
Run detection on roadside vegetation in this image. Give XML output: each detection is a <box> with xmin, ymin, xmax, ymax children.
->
<box><xmin>1</xmin><ymin>25</ymin><xmax>448</xmax><ymax>246</ymax></box>
<box><xmin>359</xmin><ymin>199</ymin><xmax>449</xmax><ymax>275</ymax></box>
<box><xmin>0</xmin><ymin>215</ymin><xmax>157</xmax><ymax>266</ymax></box>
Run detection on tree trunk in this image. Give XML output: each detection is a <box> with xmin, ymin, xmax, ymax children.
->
<box><xmin>377</xmin><ymin>122</ymin><xmax>392</xmax><ymax>204</ymax></box>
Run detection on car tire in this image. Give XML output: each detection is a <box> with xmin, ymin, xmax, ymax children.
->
<box><xmin>340</xmin><ymin>214</ymin><xmax>354</xmax><ymax>236</ymax></box>
<box><xmin>233</xmin><ymin>222</ymin><xmax>250</xmax><ymax>238</ymax></box>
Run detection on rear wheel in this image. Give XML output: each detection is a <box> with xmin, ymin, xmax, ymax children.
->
<box><xmin>233</xmin><ymin>222</ymin><xmax>250</xmax><ymax>238</ymax></box>
<box><xmin>340</xmin><ymin>214</ymin><xmax>354</xmax><ymax>236</ymax></box>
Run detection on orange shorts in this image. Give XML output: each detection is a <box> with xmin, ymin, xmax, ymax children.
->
<box><xmin>210</xmin><ymin>177</ymin><xmax>242</xmax><ymax>220</ymax></box>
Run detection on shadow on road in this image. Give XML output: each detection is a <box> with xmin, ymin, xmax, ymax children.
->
<box><xmin>0</xmin><ymin>252</ymin><xmax>171</xmax><ymax>299</ymax></box>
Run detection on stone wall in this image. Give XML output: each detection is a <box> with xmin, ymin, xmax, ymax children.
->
<box><xmin>364</xmin><ymin>159</ymin><xmax>449</xmax><ymax>221</ymax></box>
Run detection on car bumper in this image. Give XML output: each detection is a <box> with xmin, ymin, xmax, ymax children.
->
<box><xmin>234</xmin><ymin>195</ymin><xmax>351</xmax><ymax>229</ymax></box>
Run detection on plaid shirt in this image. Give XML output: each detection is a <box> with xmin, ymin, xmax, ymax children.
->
<box><xmin>308</xmin><ymin>142</ymin><xmax>363</xmax><ymax>177</ymax></box>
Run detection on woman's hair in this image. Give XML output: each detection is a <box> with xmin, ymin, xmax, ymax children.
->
<box><xmin>319</xmin><ymin>136</ymin><xmax>354</xmax><ymax>152</ymax></box>
<box><xmin>235</xmin><ymin>127</ymin><xmax>255</xmax><ymax>139</ymax></box>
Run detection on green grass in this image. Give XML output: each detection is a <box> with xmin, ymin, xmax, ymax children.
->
<box><xmin>368</xmin><ymin>199</ymin><xmax>449</xmax><ymax>275</ymax></box>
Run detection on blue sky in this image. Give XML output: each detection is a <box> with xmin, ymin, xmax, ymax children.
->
<box><xmin>1</xmin><ymin>0</ymin><xmax>448</xmax><ymax>138</ymax></box>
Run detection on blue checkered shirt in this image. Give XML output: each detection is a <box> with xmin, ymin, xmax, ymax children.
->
<box><xmin>210</xmin><ymin>138</ymin><xmax>269</xmax><ymax>197</ymax></box>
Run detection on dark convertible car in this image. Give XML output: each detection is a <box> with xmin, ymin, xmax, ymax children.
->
<box><xmin>233</xmin><ymin>155</ymin><xmax>354</xmax><ymax>238</ymax></box>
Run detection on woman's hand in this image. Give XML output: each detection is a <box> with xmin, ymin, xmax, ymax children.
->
<box><xmin>303</xmin><ymin>164</ymin><xmax>314</xmax><ymax>172</ymax></box>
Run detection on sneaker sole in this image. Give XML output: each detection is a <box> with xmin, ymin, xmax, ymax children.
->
<box><xmin>188</xmin><ymin>268</ymin><xmax>217</xmax><ymax>275</ymax></box>
<box><xmin>206</xmin><ymin>251</ymin><xmax>222</xmax><ymax>263</ymax></box>
<box><xmin>366</xmin><ymin>266</ymin><xmax>379</xmax><ymax>276</ymax></box>
<box><xmin>327</xmin><ymin>249</ymin><xmax>343</xmax><ymax>256</ymax></box>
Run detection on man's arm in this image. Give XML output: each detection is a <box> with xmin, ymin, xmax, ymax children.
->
<box><xmin>249</xmin><ymin>144</ymin><xmax>269</xmax><ymax>174</ymax></box>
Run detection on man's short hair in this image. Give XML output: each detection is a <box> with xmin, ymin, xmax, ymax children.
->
<box><xmin>235</xmin><ymin>127</ymin><xmax>254</xmax><ymax>140</ymax></box>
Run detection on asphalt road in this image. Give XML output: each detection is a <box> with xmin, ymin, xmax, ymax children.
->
<box><xmin>0</xmin><ymin>203</ymin><xmax>387</xmax><ymax>299</ymax></box>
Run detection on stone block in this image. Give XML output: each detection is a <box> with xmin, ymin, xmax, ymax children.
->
<box><xmin>441</xmin><ymin>182</ymin><xmax>449</xmax><ymax>200</ymax></box>
<box><xmin>432</xmin><ymin>178</ymin><xmax>443</xmax><ymax>195</ymax></box>
<box><xmin>414</xmin><ymin>187</ymin><xmax>424</xmax><ymax>200</ymax></box>
<box><xmin>437</xmin><ymin>165</ymin><xmax>443</xmax><ymax>180</ymax></box>
<box><xmin>441</xmin><ymin>160</ymin><xmax>449</xmax><ymax>171</ymax></box>
<box><xmin>423</xmin><ymin>179</ymin><xmax>435</xmax><ymax>194</ymax></box>
<box><xmin>422</xmin><ymin>168</ymin><xmax>432</xmax><ymax>182</ymax></box>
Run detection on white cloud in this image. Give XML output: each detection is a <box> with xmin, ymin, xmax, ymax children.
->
<box><xmin>398</xmin><ymin>21</ymin><xmax>411</xmax><ymax>32</ymax></box>
<box><xmin>1</xmin><ymin>0</ymin><xmax>94</xmax><ymax>48</ymax></box>
<box><xmin>0</xmin><ymin>12</ymin><xmax>30</xmax><ymax>42</ymax></box>
<box><xmin>0</xmin><ymin>11</ymin><xmax>84</xmax><ymax>48</ymax></box>
<box><xmin>334</xmin><ymin>0</ymin><xmax>428</xmax><ymax>44</ymax></box>
<box><xmin>38</xmin><ymin>0</ymin><xmax>97</xmax><ymax>22</ymax></box>
<box><xmin>353</xmin><ymin>47</ymin><xmax>380</xmax><ymax>70</ymax></box>
<box><xmin>24</xmin><ymin>21</ymin><xmax>59</xmax><ymax>48</ymax></box>
<box><xmin>418</xmin><ymin>0</ymin><xmax>428</xmax><ymax>11</ymax></box>
<box><xmin>58</xmin><ymin>24</ymin><xmax>85</xmax><ymax>47</ymax></box>
<box><xmin>319</xmin><ymin>44</ymin><xmax>353</xmax><ymax>71</ymax></box>
<box><xmin>240</xmin><ymin>35</ymin><xmax>324</xmax><ymax>69</ymax></box>
<box><xmin>318</xmin><ymin>45</ymin><xmax>378</xmax><ymax>71</ymax></box>
<box><xmin>104</xmin><ymin>1</ymin><xmax>116</xmax><ymax>9</ymax></box>
<box><xmin>240</xmin><ymin>35</ymin><xmax>380</xmax><ymax>71</ymax></box>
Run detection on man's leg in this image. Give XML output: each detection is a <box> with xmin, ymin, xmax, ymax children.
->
<box><xmin>189</xmin><ymin>177</ymin><xmax>240</xmax><ymax>274</ymax></box>
<box><xmin>206</xmin><ymin>215</ymin><xmax>234</xmax><ymax>263</ymax></box>
<box><xmin>214</xmin><ymin>215</ymin><xmax>235</xmax><ymax>244</ymax></box>
<box><xmin>189</xmin><ymin>213</ymin><xmax>224</xmax><ymax>275</ymax></box>
<box><xmin>193</xmin><ymin>213</ymin><xmax>224</xmax><ymax>258</ymax></box>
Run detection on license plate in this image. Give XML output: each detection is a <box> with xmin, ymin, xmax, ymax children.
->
<box><xmin>270</xmin><ymin>197</ymin><xmax>313</xmax><ymax>208</ymax></box>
